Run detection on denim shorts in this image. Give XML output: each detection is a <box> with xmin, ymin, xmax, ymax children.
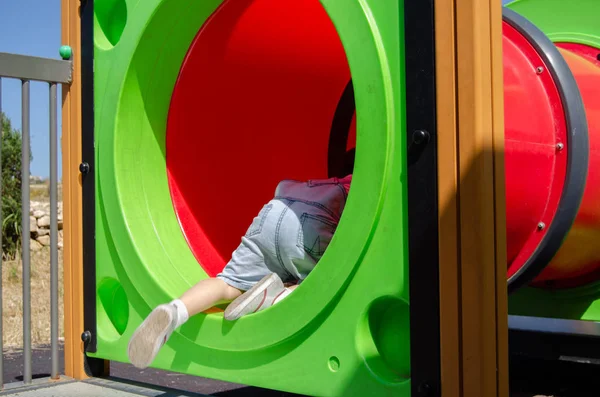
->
<box><xmin>217</xmin><ymin>177</ymin><xmax>350</xmax><ymax>291</ymax></box>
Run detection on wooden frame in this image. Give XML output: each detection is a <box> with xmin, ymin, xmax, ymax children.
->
<box><xmin>61</xmin><ymin>0</ymin><xmax>86</xmax><ymax>379</ymax></box>
<box><xmin>435</xmin><ymin>0</ymin><xmax>508</xmax><ymax>395</ymax></box>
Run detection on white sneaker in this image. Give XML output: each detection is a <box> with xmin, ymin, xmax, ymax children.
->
<box><xmin>224</xmin><ymin>273</ymin><xmax>291</xmax><ymax>321</ymax></box>
<box><xmin>127</xmin><ymin>303</ymin><xmax>177</xmax><ymax>369</ymax></box>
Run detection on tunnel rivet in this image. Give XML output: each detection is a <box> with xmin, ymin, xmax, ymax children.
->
<box><xmin>536</xmin><ymin>66</ymin><xmax>544</xmax><ymax>74</ymax></box>
<box><xmin>556</xmin><ymin>142</ymin><xmax>564</xmax><ymax>151</ymax></box>
<box><xmin>537</xmin><ymin>222</ymin><xmax>546</xmax><ymax>231</ymax></box>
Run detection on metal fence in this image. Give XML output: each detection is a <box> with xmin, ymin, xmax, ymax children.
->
<box><xmin>0</xmin><ymin>51</ymin><xmax>72</xmax><ymax>386</ymax></box>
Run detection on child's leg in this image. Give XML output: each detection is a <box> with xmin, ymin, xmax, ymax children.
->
<box><xmin>128</xmin><ymin>200</ymin><xmax>285</xmax><ymax>367</ymax></box>
<box><xmin>179</xmin><ymin>277</ymin><xmax>242</xmax><ymax>316</ymax></box>
<box><xmin>128</xmin><ymin>277</ymin><xmax>240</xmax><ymax>369</ymax></box>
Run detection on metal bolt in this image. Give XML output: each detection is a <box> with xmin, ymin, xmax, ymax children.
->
<box><xmin>556</xmin><ymin>142</ymin><xmax>564</xmax><ymax>151</ymax></box>
<box><xmin>412</xmin><ymin>130</ymin><xmax>430</xmax><ymax>145</ymax></box>
<box><xmin>81</xmin><ymin>330</ymin><xmax>91</xmax><ymax>343</ymax></box>
<box><xmin>536</xmin><ymin>66</ymin><xmax>544</xmax><ymax>74</ymax></box>
<box><xmin>537</xmin><ymin>222</ymin><xmax>546</xmax><ymax>231</ymax></box>
<box><xmin>79</xmin><ymin>162</ymin><xmax>90</xmax><ymax>174</ymax></box>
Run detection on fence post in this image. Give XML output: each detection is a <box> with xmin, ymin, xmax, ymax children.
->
<box><xmin>21</xmin><ymin>80</ymin><xmax>32</xmax><ymax>385</ymax></box>
<box><xmin>49</xmin><ymin>82</ymin><xmax>60</xmax><ymax>380</ymax></box>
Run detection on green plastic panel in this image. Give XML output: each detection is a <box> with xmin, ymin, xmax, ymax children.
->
<box><xmin>91</xmin><ymin>0</ymin><xmax>410</xmax><ymax>395</ymax></box>
<box><xmin>506</xmin><ymin>0</ymin><xmax>600</xmax><ymax>49</ymax></box>
<box><xmin>506</xmin><ymin>0</ymin><xmax>600</xmax><ymax>321</ymax></box>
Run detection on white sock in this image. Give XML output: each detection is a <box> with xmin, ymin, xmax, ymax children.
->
<box><xmin>170</xmin><ymin>299</ymin><xmax>189</xmax><ymax>328</ymax></box>
<box><xmin>273</xmin><ymin>288</ymin><xmax>292</xmax><ymax>305</ymax></box>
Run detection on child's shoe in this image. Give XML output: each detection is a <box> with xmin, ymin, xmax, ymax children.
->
<box><xmin>127</xmin><ymin>303</ymin><xmax>177</xmax><ymax>369</ymax></box>
<box><xmin>224</xmin><ymin>273</ymin><xmax>292</xmax><ymax>320</ymax></box>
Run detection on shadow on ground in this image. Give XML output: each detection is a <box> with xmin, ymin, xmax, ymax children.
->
<box><xmin>5</xmin><ymin>344</ymin><xmax>600</xmax><ymax>396</ymax></box>
<box><xmin>3</xmin><ymin>344</ymin><xmax>300</xmax><ymax>396</ymax></box>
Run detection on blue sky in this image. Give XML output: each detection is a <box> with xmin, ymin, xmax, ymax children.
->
<box><xmin>0</xmin><ymin>0</ymin><xmax>62</xmax><ymax>179</ymax></box>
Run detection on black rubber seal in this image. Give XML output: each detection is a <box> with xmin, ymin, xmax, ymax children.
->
<box><xmin>327</xmin><ymin>79</ymin><xmax>355</xmax><ymax>178</ymax></box>
<box><xmin>503</xmin><ymin>8</ymin><xmax>589</xmax><ymax>294</ymax></box>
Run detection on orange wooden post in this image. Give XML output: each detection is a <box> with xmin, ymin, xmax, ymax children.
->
<box><xmin>61</xmin><ymin>0</ymin><xmax>87</xmax><ymax>380</ymax></box>
<box><xmin>435</xmin><ymin>0</ymin><xmax>509</xmax><ymax>395</ymax></box>
<box><xmin>435</xmin><ymin>0</ymin><xmax>461</xmax><ymax>393</ymax></box>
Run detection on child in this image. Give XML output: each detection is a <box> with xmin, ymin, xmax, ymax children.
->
<box><xmin>127</xmin><ymin>175</ymin><xmax>352</xmax><ymax>369</ymax></box>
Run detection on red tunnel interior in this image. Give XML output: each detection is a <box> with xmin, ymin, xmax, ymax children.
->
<box><xmin>167</xmin><ymin>1</ymin><xmax>600</xmax><ymax>290</ymax></box>
<box><xmin>166</xmin><ymin>0</ymin><xmax>356</xmax><ymax>276</ymax></box>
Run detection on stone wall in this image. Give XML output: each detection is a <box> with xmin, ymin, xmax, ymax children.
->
<box><xmin>29</xmin><ymin>201</ymin><xmax>63</xmax><ymax>251</ymax></box>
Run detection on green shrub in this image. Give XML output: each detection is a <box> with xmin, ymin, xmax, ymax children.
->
<box><xmin>1</xmin><ymin>112</ymin><xmax>32</xmax><ymax>259</ymax></box>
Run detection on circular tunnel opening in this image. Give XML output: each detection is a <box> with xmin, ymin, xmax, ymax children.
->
<box><xmin>166</xmin><ymin>0</ymin><xmax>356</xmax><ymax>277</ymax></box>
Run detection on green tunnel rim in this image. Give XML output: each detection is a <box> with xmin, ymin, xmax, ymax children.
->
<box><xmin>95</xmin><ymin>0</ymin><xmax>401</xmax><ymax>356</ymax></box>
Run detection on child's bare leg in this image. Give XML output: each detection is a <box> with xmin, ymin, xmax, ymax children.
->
<box><xmin>128</xmin><ymin>277</ymin><xmax>241</xmax><ymax>369</ymax></box>
<box><xmin>179</xmin><ymin>277</ymin><xmax>242</xmax><ymax>316</ymax></box>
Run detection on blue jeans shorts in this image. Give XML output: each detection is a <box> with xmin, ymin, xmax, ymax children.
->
<box><xmin>216</xmin><ymin>179</ymin><xmax>348</xmax><ymax>291</ymax></box>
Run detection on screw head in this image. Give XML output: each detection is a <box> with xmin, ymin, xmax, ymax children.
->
<box><xmin>412</xmin><ymin>130</ymin><xmax>430</xmax><ymax>145</ymax></box>
<box><xmin>536</xmin><ymin>66</ymin><xmax>544</xmax><ymax>74</ymax></box>
<box><xmin>537</xmin><ymin>222</ymin><xmax>546</xmax><ymax>231</ymax></box>
<box><xmin>59</xmin><ymin>45</ymin><xmax>73</xmax><ymax>60</ymax></box>
<box><xmin>556</xmin><ymin>142</ymin><xmax>564</xmax><ymax>151</ymax></box>
<box><xmin>79</xmin><ymin>162</ymin><xmax>90</xmax><ymax>174</ymax></box>
<box><xmin>81</xmin><ymin>330</ymin><xmax>91</xmax><ymax>343</ymax></box>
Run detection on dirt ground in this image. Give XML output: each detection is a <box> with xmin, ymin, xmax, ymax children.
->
<box><xmin>1</xmin><ymin>247</ymin><xmax>64</xmax><ymax>348</ymax></box>
<box><xmin>2</xmin><ymin>182</ymin><xmax>64</xmax><ymax>349</ymax></box>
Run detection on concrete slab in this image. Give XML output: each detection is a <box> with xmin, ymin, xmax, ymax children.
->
<box><xmin>1</xmin><ymin>378</ymin><xmax>207</xmax><ymax>397</ymax></box>
<box><xmin>8</xmin><ymin>382</ymin><xmax>145</xmax><ymax>397</ymax></box>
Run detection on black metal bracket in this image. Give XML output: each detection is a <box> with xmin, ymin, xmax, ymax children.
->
<box><xmin>80</xmin><ymin>0</ymin><xmax>101</xmax><ymax>359</ymax></box>
<box><xmin>405</xmin><ymin>0</ymin><xmax>441</xmax><ymax>395</ymax></box>
<box><xmin>81</xmin><ymin>330</ymin><xmax>108</xmax><ymax>377</ymax></box>
<box><xmin>509</xmin><ymin>315</ymin><xmax>600</xmax><ymax>360</ymax></box>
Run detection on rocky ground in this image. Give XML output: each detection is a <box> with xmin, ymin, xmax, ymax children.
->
<box><xmin>29</xmin><ymin>200</ymin><xmax>63</xmax><ymax>251</ymax></box>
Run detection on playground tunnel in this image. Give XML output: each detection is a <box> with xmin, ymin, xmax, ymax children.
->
<box><xmin>90</xmin><ymin>0</ymin><xmax>600</xmax><ymax>394</ymax></box>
